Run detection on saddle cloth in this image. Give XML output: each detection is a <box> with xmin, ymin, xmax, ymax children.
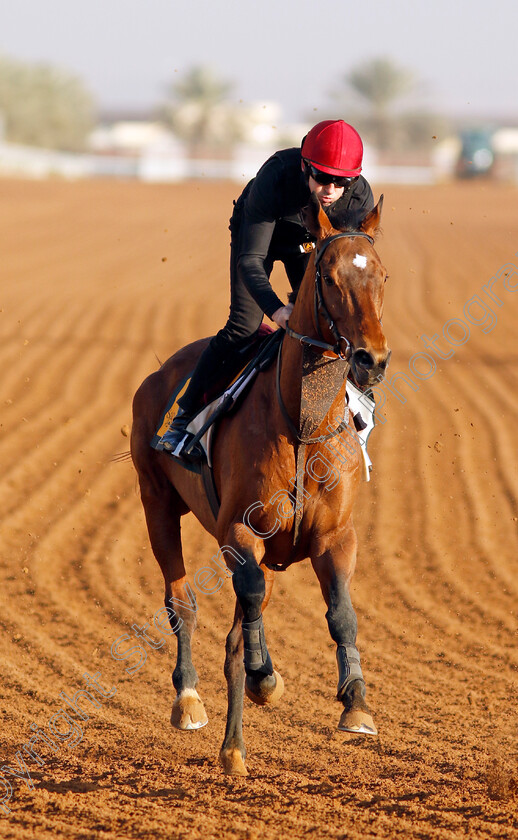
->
<box><xmin>151</xmin><ymin>366</ymin><xmax>376</xmax><ymax>480</ymax></box>
<box><xmin>151</xmin><ymin>329</ymin><xmax>282</xmax><ymax>472</ymax></box>
<box><xmin>347</xmin><ymin>381</ymin><xmax>375</xmax><ymax>481</ymax></box>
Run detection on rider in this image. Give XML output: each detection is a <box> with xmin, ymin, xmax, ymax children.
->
<box><xmin>162</xmin><ymin>119</ymin><xmax>374</xmax><ymax>460</ymax></box>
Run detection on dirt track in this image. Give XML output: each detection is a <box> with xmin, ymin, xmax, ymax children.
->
<box><xmin>0</xmin><ymin>178</ymin><xmax>517</xmax><ymax>839</ymax></box>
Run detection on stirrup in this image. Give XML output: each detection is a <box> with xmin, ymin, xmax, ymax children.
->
<box><xmin>161</xmin><ymin>427</ymin><xmax>204</xmax><ymax>463</ymax></box>
<box><xmin>180</xmin><ymin>434</ymin><xmax>205</xmax><ymax>464</ymax></box>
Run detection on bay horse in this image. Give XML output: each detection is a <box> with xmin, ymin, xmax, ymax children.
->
<box><xmin>131</xmin><ymin>194</ymin><xmax>390</xmax><ymax>776</ymax></box>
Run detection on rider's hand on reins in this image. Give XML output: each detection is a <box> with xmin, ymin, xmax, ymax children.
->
<box><xmin>271</xmin><ymin>303</ymin><xmax>294</xmax><ymax>330</ymax></box>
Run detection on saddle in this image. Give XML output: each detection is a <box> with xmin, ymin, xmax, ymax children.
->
<box><xmin>151</xmin><ymin>330</ymin><xmax>376</xmax><ymax>521</ymax></box>
<box><xmin>151</xmin><ymin>329</ymin><xmax>283</xmax><ymax>515</ymax></box>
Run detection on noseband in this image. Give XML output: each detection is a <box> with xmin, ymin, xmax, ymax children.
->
<box><xmin>285</xmin><ymin>231</ymin><xmax>374</xmax><ymax>360</ymax></box>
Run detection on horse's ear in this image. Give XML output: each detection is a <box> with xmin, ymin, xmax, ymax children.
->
<box><xmin>303</xmin><ymin>193</ymin><xmax>334</xmax><ymax>239</ymax></box>
<box><xmin>361</xmin><ymin>194</ymin><xmax>384</xmax><ymax>239</ymax></box>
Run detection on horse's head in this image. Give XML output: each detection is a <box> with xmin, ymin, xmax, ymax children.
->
<box><xmin>301</xmin><ymin>193</ymin><xmax>391</xmax><ymax>389</ymax></box>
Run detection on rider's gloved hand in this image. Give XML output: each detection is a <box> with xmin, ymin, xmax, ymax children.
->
<box><xmin>271</xmin><ymin>303</ymin><xmax>294</xmax><ymax>330</ymax></box>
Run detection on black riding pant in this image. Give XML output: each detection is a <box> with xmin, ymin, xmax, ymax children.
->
<box><xmin>214</xmin><ymin>210</ymin><xmax>309</xmax><ymax>347</ymax></box>
<box><xmin>177</xmin><ymin>217</ymin><xmax>309</xmax><ymax>415</ymax></box>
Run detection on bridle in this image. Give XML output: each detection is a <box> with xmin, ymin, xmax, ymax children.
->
<box><xmin>276</xmin><ymin>228</ymin><xmax>376</xmax><ymax>446</ymax></box>
<box><xmin>285</xmin><ymin>231</ymin><xmax>375</xmax><ymax>360</ymax></box>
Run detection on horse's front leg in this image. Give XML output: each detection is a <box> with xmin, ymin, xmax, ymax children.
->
<box><xmin>311</xmin><ymin>527</ymin><xmax>377</xmax><ymax>736</ymax></box>
<box><xmin>232</xmin><ymin>555</ymin><xmax>284</xmax><ymax>708</ymax></box>
<box><xmin>219</xmin><ymin>542</ymin><xmax>283</xmax><ymax>776</ymax></box>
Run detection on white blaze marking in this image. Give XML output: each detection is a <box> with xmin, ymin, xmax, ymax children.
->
<box><xmin>353</xmin><ymin>253</ymin><xmax>367</xmax><ymax>269</ymax></box>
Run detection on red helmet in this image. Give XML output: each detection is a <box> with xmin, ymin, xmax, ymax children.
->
<box><xmin>301</xmin><ymin>120</ymin><xmax>363</xmax><ymax>177</ymax></box>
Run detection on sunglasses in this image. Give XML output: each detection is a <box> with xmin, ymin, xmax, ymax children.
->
<box><xmin>305</xmin><ymin>162</ymin><xmax>357</xmax><ymax>189</ymax></box>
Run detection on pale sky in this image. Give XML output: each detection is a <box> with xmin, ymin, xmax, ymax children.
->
<box><xmin>1</xmin><ymin>0</ymin><xmax>516</xmax><ymax>123</ymax></box>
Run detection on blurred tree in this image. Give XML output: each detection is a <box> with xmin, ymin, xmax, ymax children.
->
<box><xmin>160</xmin><ymin>65</ymin><xmax>246</xmax><ymax>156</ymax></box>
<box><xmin>329</xmin><ymin>57</ymin><xmax>449</xmax><ymax>154</ymax></box>
<box><xmin>0</xmin><ymin>55</ymin><xmax>95</xmax><ymax>150</ymax></box>
<box><xmin>399</xmin><ymin>110</ymin><xmax>451</xmax><ymax>151</ymax></box>
<box><xmin>348</xmin><ymin>58</ymin><xmax>413</xmax><ymax>111</ymax></box>
<box><xmin>346</xmin><ymin>57</ymin><xmax>414</xmax><ymax>151</ymax></box>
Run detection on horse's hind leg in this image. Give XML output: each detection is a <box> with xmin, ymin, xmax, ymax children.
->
<box><xmin>311</xmin><ymin>533</ymin><xmax>377</xmax><ymax>736</ymax></box>
<box><xmin>139</xmin><ymin>475</ymin><xmax>208</xmax><ymax>731</ymax></box>
<box><xmin>219</xmin><ymin>600</ymin><xmax>247</xmax><ymax>776</ymax></box>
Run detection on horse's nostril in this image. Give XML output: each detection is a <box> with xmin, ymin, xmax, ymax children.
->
<box><xmin>353</xmin><ymin>349</ymin><xmax>375</xmax><ymax>369</ymax></box>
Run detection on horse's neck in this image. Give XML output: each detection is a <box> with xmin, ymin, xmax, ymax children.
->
<box><xmin>277</xmin><ymin>275</ymin><xmax>347</xmax><ymax>435</ymax></box>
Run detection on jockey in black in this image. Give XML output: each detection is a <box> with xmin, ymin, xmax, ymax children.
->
<box><xmin>162</xmin><ymin>119</ymin><xmax>374</xmax><ymax>460</ymax></box>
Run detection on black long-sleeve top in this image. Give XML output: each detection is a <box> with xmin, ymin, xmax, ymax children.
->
<box><xmin>234</xmin><ymin>147</ymin><xmax>374</xmax><ymax>318</ymax></box>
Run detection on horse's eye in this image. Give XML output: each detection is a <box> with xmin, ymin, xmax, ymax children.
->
<box><xmin>385</xmin><ymin>275</ymin><xmax>389</xmax><ymax>283</ymax></box>
<box><xmin>323</xmin><ymin>274</ymin><xmax>334</xmax><ymax>287</ymax></box>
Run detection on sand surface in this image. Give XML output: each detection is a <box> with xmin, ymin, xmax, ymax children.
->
<box><xmin>0</xmin><ymin>178</ymin><xmax>517</xmax><ymax>839</ymax></box>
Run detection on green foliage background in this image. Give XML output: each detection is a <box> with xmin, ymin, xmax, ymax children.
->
<box><xmin>0</xmin><ymin>55</ymin><xmax>95</xmax><ymax>150</ymax></box>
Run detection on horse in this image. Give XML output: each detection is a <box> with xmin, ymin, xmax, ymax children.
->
<box><xmin>130</xmin><ymin>193</ymin><xmax>390</xmax><ymax>776</ymax></box>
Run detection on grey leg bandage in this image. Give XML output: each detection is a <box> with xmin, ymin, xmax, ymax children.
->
<box><xmin>336</xmin><ymin>644</ymin><xmax>365</xmax><ymax>698</ymax></box>
<box><xmin>241</xmin><ymin>616</ymin><xmax>273</xmax><ymax>675</ymax></box>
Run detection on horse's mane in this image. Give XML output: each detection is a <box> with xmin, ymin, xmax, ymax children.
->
<box><xmin>325</xmin><ymin>204</ymin><xmax>367</xmax><ymax>234</ymax></box>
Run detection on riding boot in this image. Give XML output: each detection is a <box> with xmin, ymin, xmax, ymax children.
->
<box><xmin>161</xmin><ymin>342</ymin><xmax>227</xmax><ymax>461</ymax></box>
<box><xmin>161</xmin><ymin>406</ymin><xmax>196</xmax><ymax>459</ymax></box>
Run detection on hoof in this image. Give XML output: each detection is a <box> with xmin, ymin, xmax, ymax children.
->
<box><xmin>338</xmin><ymin>708</ymin><xmax>377</xmax><ymax>735</ymax></box>
<box><xmin>245</xmin><ymin>669</ymin><xmax>284</xmax><ymax>707</ymax></box>
<box><xmin>219</xmin><ymin>748</ymin><xmax>248</xmax><ymax>776</ymax></box>
<box><xmin>170</xmin><ymin>688</ymin><xmax>208</xmax><ymax>731</ymax></box>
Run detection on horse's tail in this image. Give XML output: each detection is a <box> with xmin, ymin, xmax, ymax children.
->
<box><xmin>110</xmin><ymin>450</ymin><xmax>132</xmax><ymax>463</ymax></box>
